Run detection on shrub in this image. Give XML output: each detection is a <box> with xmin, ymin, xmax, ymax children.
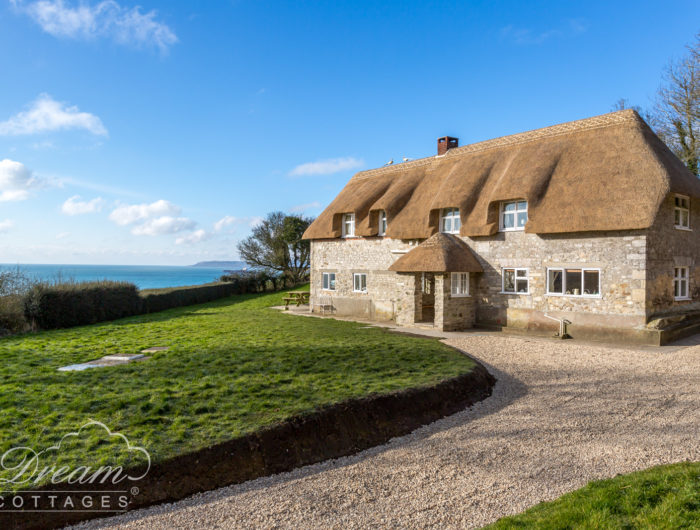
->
<box><xmin>24</xmin><ymin>281</ymin><xmax>141</xmax><ymax>330</ymax></box>
<box><xmin>140</xmin><ymin>282</ymin><xmax>239</xmax><ymax>314</ymax></box>
<box><xmin>0</xmin><ymin>268</ymin><xmax>36</xmax><ymax>334</ymax></box>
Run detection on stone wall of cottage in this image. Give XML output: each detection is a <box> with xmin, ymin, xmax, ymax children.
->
<box><xmin>311</xmin><ymin>229</ymin><xmax>648</xmax><ymax>332</ymax></box>
<box><xmin>645</xmin><ymin>193</ymin><xmax>700</xmax><ymax>316</ymax></box>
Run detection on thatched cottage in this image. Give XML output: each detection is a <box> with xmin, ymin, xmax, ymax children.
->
<box><xmin>302</xmin><ymin>110</ymin><xmax>700</xmax><ymax>344</ymax></box>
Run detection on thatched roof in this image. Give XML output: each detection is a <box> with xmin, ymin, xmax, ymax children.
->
<box><xmin>389</xmin><ymin>233</ymin><xmax>483</xmax><ymax>273</ymax></box>
<box><xmin>303</xmin><ymin>110</ymin><xmax>700</xmax><ymax>240</ymax></box>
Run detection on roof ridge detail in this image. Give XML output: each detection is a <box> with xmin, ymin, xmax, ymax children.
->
<box><xmin>352</xmin><ymin>109</ymin><xmax>640</xmax><ymax>181</ymax></box>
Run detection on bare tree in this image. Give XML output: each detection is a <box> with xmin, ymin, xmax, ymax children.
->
<box><xmin>650</xmin><ymin>33</ymin><xmax>700</xmax><ymax>175</ymax></box>
<box><xmin>237</xmin><ymin>212</ymin><xmax>313</xmax><ymax>285</ymax></box>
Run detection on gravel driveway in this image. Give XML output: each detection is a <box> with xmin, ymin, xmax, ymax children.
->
<box><xmin>74</xmin><ymin>332</ymin><xmax>700</xmax><ymax>529</ymax></box>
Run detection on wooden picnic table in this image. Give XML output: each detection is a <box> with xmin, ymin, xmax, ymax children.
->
<box><xmin>283</xmin><ymin>291</ymin><xmax>310</xmax><ymax>309</ymax></box>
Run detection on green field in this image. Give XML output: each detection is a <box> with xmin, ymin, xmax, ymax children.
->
<box><xmin>0</xmin><ymin>287</ymin><xmax>474</xmax><ymax>484</ymax></box>
<box><xmin>486</xmin><ymin>462</ymin><xmax>700</xmax><ymax>529</ymax></box>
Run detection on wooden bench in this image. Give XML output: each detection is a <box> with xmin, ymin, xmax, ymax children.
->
<box><xmin>284</xmin><ymin>291</ymin><xmax>310</xmax><ymax>309</ymax></box>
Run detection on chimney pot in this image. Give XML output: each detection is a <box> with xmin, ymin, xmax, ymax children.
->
<box><xmin>437</xmin><ymin>136</ymin><xmax>459</xmax><ymax>156</ymax></box>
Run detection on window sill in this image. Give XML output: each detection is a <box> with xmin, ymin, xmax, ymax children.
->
<box><xmin>499</xmin><ymin>228</ymin><xmax>525</xmax><ymax>232</ymax></box>
<box><xmin>440</xmin><ymin>231</ymin><xmax>461</xmax><ymax>235</ymax></box>
<box><xmin>321</xmin><ymin>288</ymin><xmax>336</xmax><ymax>292</ymax></box>
<box><xmin>674</xmin><ymin>297</ymin><xmax>691</xmax><ymax>301</ymax></box>
<box><xmin>499</xmin><ymin>291</ymin><xmax>530</xmax><ymax>295</ymax></box>
<box><xmin>341</xmin><ymin>235</ymin><xmax>359</xmax><ymax>239</ymax></box>
<box><xmin>674</xmin><ymin>226</ymin><xmax>692</xmax><ymax>231</ymax></box>
<box><xmin>546</xmin><ymin>293</ymin><xmax>602</xmax><ymax>299</ymax></box>
<box><xmin>353</xmin><ymin>290</ymin><xmax>368</xmax><ymax>294</ymax></box>
<box><xmin>450</xmin><ymin>294</ymin><xmax>471</xmax><ymax>298</ymax></box>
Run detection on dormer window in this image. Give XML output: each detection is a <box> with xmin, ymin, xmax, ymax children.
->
<box><xmin>500</xmin><ymin>200</ymin><xmax>528</xmax><ymax>231</ymax></box>
<box><xmin>378</xmin><ymin>210</ymin><xmax>387</xmax><ymax>236</ymax></box>
<box><xmin>441</xmin><ymin>208</ymin><xmax>460</xmax><ymax>234</ymax></box>
<box><xmin>342</xmin><ymin>213</ymin><xmax>355</xmax><ymax>237</ymax></box>
<box><xmin>674</xmin><ymin>195</ymin><xmax>690</xmax><ymax>229</ymax></box>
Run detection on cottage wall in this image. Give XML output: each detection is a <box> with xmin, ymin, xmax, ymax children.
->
<box><xmin>645</xmin><ymin>193</ymin><xmax>700</xmax><ymax>316</ymax></box>
<box><xmin>311</xmin><ymin>229</ymin><xmax>649</xmax><ymax>338</ymax></box>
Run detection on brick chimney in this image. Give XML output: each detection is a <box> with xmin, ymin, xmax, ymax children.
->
<box><xmin>437</xmin><ymin>136</ymin><xmax>459</xmax><ymax>156</ymax></box>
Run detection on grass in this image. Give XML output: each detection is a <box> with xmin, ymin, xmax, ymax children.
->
<box><xmin>485</xmin><ymin>462</ymin><xmax>700</xmax><ymax>529</ymax></box>
<box><xmin>0</xmin><ymin>286</ymin><xmax>474</xmax><ymax>485</ymax></box>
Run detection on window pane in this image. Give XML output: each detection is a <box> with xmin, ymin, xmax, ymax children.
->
<box><xmin>675</xmin><ymin>281</ymin><xmax>680</xmax><ymax>298</ymax></box>
<box><xmin>362</xmin><ymin>275</ymin><xmax>367</xmax><ymax>291</ymax></box>
<box><xmin>675</xmin><ymin>209</ymin><xmax>681</xmax><ymax>225</ymax></box>
<box><xmin>443</xmin><ymin>217</ymin><xmax>452</xmax><ymax>232</ymax></box>
<box><xmin>330</xmin><ymin>274</ymin><xmax>335</xmax><ymax>290</ymax></box>
<box><xmin>504</xmin><ymin>202</ymin><xmax>516</xmax><ymax>212</ymax></box>
<box><xmin>503</xmin><ymin>213</ymin><xmax>514</xmax><ymax>229</ymax></box>
<box><xmin>454</xmin><ymin>216</ymin><xmax>461</xmax><ymax>231</ymax></box>
<box><xmin>323</xmin><ymin>274</ymin><xmax>329</xmax><ymax>289</ymax></box>
<box><xmin>503</xmin><ymin>269</ymin><xmax>515</xmax><ymax>292</ymax></box>
<box><xmin>583</xmin><ymin>270</ymin><xmax>599</xmax><ymax>295</ymax></box>
<box><xmin>565</xmin><ymin>269</ymin><xmax>582</xmax><ymax>295</ymax></box>
<box><xmin>517</xmin><ymin>212</ymin><xmax>528</xmax><ymax>227</ymax></box>
<box><xmin>517</xmin><ymin>201</ymin><xmax>527</xmax><ymax>210</ymax></box>
<box><xmin>548</xmin><ymin>269</ymin><xmax>562</xmax><ymax>293</ymax></box>
<box><xmin>516</xmin><ymin>279</ymin><xmax>528</xmax><ymax>293</ymax></box>
<box><xmin>682</xmin><ymin>211</ymin><xmax>689</xmax><ymax>226</ymax></box>
<box><xmin>681</xmin><ymin>280</ymin><xmax>687</xmax><ymax>298</ymax></box>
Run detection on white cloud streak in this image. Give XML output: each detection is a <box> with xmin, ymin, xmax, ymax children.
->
<box><xmin>61</xmin><ymin>195</ymin><xmax>104</xmax><ymax>215</ymax></box>
<box><xmin>109</xmin><ymin>199</ymin><xmax>180</xmax><ymax>226</ymax></box>
<box><xmin>0</xmin><ymin>159</ymin><xmax>42</xmax><ymax>202</ymax></box>
<box><xmin>175</xmin><ymin>229</ymin><xmax>210</xmax><ymax>245</ymax></box>
<box><xmin>12</xmin><ymin>0</ymin><xmax>177</xmax><ymax>53</ymax></box>
<box><xmin>109</xmin><ymin>199</ymin><xmax>195</xmax><ymax>236</ymax></box>
<box><xmin>289</xmin><ymin>201</ymin><xmax>321</xmax><ymax>213</ymax></box>
<box><xmin>213</xmin><ymin>215</ymin><xmax>238</xmax><ymax>232</ymax></box>
<box><xmin>0</xmin><ymin>220</ymin><xmax>14</xmax><ymax>233</ymax></box>
<box><xmin>0</xmin><ymin>94</ymin><xmax>107</xmax><ymax>136</ymax></box>
<box><xmin>131</xmin><ymin>216</ymin><xmax>196</xmax><ymax>236</ymax></box>
<box><xmin>289</xmin><ymin>157</ymin><xmax>364</xmax><ymax>177</ymax></box>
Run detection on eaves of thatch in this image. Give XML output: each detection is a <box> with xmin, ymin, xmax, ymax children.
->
<box><xmin>303</xmin><ymin>110</ymin><xmax>700</xmax><ymax>240</ymax></box>
<box><xmin>388</xmin><ymin>233</ymin><xmax>483</xmax><ymax>273</ymax></box>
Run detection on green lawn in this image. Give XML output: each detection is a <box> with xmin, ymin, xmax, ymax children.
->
<box><xmin>485</xmin><ymin>462</ymin><xmax>700</xmax><ymax>529</ymax></box>
<box><xmin>0</xmin><ymin>287</ymin><xmax>474</xmax><ymax>484</ymax></box>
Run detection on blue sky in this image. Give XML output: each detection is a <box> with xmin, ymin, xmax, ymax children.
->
<box><xmin>0</xmin><ymin>0</ymin><xmax>698</xmax><ymax>265</ymax></box>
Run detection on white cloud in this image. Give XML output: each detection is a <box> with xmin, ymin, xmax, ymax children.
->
<box><xmin>0</xmin><ymin>94</ymin><xmax>107</xmax><ymax>136</ymax></box>
<box><xmin>289</xmin><ymin>157</ymin><xmax>364</xmax><ymax>177</ymax></box>
<box><xmin>290</xmin><ymin>201</ymin><xmax>321</xmax><ymax>213</ymax></box>
<box><xmin>55</xmin><ymin>231</ymin><xmax>70</xmax><ymax>239</ymax></box>
<box><xmin>109</xmin><ymin>199</ymin><xmax>180</xmax><ymax>226</ymax></box>
<box><xmin>500</xmin><ymin>19</ymin><xmax>588</xmax><ymax>45</ymax></box>
<box><xmin>214</xmin><ymin>215</ymin><xmax>237</xmax><ymax>232</ymax></box>
<box><xmin>12</xmin><ymin>0</ymin><xmax>177</xmax><ymax>53</ymax></box>
<box><xmin>0</xmin><ymin>219</ymin><xmax>14</xmax><ymax>233</ymax></box>
<box><xmin>249</xmin><ymin>216</ymin><xmax>263</xmax><ymax>228</ymax></box>
<box><xmin>131</xmin><ymin>216</ymin><xmax>196</xmax><ymax>236</ymax></box>
<box><xmin>61</xmin><ymin>195</ymin><xmax>104</xmax><ymax>215</ymax></box>
<box><xmin>175</xmin><ymin>229</ymin><xmax>211</xmax><ymax>245</ymax></box>
<box><xmin>0</xmin><ymin>159</ymin><xmax>42</xmax><ymax>201</ymax></box>
<box><xmin>109</xmin><ymin>199</ymin><xmax>195</xmax><ymax>236</ymax></box>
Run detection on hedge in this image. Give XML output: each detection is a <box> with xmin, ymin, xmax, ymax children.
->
<box><xmin>23</xmin><ymin>274</ymin><xmax>290</xmax><ymax>331</ymax></box>
<box><xmin>23</xmin><ymin>281</ymin><xmax>142</xmax><ymax>330</ymax></box>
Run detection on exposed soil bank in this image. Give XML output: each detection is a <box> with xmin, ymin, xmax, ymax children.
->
<box><xmin>2</xmin><ymin>360</ymin><xmax>495</xmax><ymax>530</ymax></box>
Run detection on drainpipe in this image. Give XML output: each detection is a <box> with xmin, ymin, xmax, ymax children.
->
<box><xmin>543</xmin><ymin>313</ymin><xmax>572</xmax><ymax>339</ymax></box>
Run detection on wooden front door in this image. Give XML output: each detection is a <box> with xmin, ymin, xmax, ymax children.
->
<box><xmin>420</xmin><ymin>273</ymin><xmax>435</xmax><ymax>323</ymax></box>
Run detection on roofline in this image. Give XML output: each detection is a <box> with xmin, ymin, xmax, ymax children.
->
<box><xmin>351</xmin><ymin>109</ymin><xmax>641</xmax><ymax>182</ymax></box>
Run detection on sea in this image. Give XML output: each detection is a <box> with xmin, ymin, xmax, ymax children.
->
<box><xmin>0</xmin><ymin>264</ymin><xmax>240</xmax><ymax>290</ymax></box>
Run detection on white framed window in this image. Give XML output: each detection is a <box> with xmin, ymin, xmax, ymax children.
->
<box><xmin>322</xmin><ymin>272</ymin><xmax>336</xmax><ymax>291</ymax></box>
<box><xmin>441</xmin><ymin>208</ymin><xmax>461</xmax><ymax>234</ymax></box>
<box><xmin>353</xmin><ymin>273</ymin><xmax>367</xmax><ymax>293</ymax></box>
<box><xmin>674</xmin><ymin>195</ymin><xmax>690</xmax><ymax>229</ymax></box>
<box><xmin>674</xmin><ymin>267</ymin><xmax>689</xmax><ymax>300</ymax></box>
<box><xmin>342</xmin><ymin>213</ymin><xmax>355</xmax><ymax>237</ymax></box>
<box><xmin>450</xmin><ymin>272</ymin><xmax>469</xmax><ymax>296</ymax></box>
<box><xmin>546</xmin><ymin>268</ymin><xmax>601</xmax><ymax>297</ymax></box>
<box><xmin>500</xmin><ymin>200</ymin><xmax>528</xmax><ymax>231</ymax></box>
<box><xmin>378</xmin><ymin>210</ymin><xmax>387</xmax><ymax>236</ymax></box>
<box><xmin>502</xmin><ymin>268</ymin><xmax>529</xmax><ymax>294</ymax></box>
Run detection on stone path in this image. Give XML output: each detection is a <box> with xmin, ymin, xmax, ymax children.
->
<box><xmin>74</xmin><ymin>332</ymin><xmax>700</xmax><ymax>529</ymax></box>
